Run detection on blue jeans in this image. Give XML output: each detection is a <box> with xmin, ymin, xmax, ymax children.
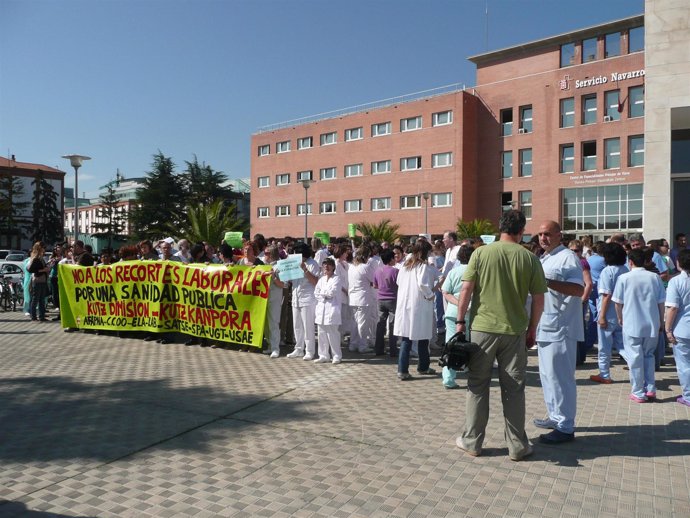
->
<box><xmin>30</xmin><ymin>281</ymin><xmax>48</xmax><ymax>320</ymax></box>
<box><xmin>435</xmin><ymin>291</ymin><xmax>445</xmax><ymax>329</ymax></box>
<box><xmin>375</xmin><ymin>299</ymin><xmax>397</xmax><ymax>356</ymax></box>
<box><xmin>398</xmin><ymin>337</ymin><xmax>430</xmax><ymax>374</ymax></box>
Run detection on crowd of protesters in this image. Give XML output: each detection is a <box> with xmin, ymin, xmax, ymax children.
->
<box><xmin>17</xmin><ymin>222</ymin><xmax>690</xmax><ymax>458</ymax></box>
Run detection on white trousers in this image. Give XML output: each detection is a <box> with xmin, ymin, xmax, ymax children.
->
<box><xmin>537</xmin><ymin>338</ymin><xmax>577</xmax><ymax>434</ymax></box>
<box><xmin>292</xmin><ymin>304</ymin><xmax>316</xmax><ymax>356</ymax></box>
<box><xmin>265</xmin><ymin>290</ymin><xmax>283</xmax><ymax>353</ymax></box>
<box><xmin>318</xmin><ymin>324</ymin><xmax>342</xmax><ymax>360</ymax></box>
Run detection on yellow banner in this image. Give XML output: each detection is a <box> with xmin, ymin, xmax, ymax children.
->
<box><xmin>58</xmin><ymin>261</ymin><xmax>272</xmax><ymax>347</ymax></box>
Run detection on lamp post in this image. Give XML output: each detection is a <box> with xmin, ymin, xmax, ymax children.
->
<box><xmin>301</xmin><ymin>178</ymin><xmax>312</xmax><ymax>242</ymax></box>
<box><xmin>62</xmin><ymin>154</ymin><xmax>91</xmax><ymax>244</ymax></box>
<box><xmin>422</xmin><ymin>192</ymin><xmax>430</xmax><ymax>235</ymax></box>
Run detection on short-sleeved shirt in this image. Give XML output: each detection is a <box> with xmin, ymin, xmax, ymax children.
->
<box><xmin>462</xmin><ymin>240</ymin><xmax>547</xmax><ymax>335</ymax></box>
<box><xmin>597</xmin><ymin>264</ymin><xmax>628</xmax><ymax>321</ymax></box>
<box><xmin>442</xmin><ymin>264</ymin><xmax>468</xmax><ymax>322</ymax></box>
<box><xmin>665</xmin><ymin>270</ymin><xmax>690</xmax><ymax>340</ymax></box>
<box><xmin>537</xmin><ymin>245</ymin><xmax>585</xmax><ymax>343</ymax></box>
<box><xmin>292</xmin><ymin>258</ymin><xmax>320</xmax><ymax>308</ymax></box>
<box><xmin>612</xmin><ymin>267</ymin><xmax>666</xmax><ymax>338</ymax></box>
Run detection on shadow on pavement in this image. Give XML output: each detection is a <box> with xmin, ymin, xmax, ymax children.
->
<box><xmin>0</xmin><ymin>500</ymin><xmax>94</xmax><ymax>517</ymax></box>
<box><xmin>0</xmin><ymin>376</ymin><xmax>313</xmax><ymax>464</ymax></box>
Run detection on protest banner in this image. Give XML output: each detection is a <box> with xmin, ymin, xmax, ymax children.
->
<box><xmin>276</xmin><ymin>254</ymin><xmax>304</xmax><ymax>282</ymax></box>
<box><xmin>58</xmin><ymin>261</ymin><xmax>272</xmax><ymax>347</ymax></box>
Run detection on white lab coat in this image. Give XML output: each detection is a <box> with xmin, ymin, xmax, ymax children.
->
<box><xmin>393</xmin><ymin>262</ymin><xmax>436</xmax><ymax>341</ymax></box>
<box><xmin>315</xmin><ymin>274</ymin><xmax>343</xmax><ymax>326</ymax></box>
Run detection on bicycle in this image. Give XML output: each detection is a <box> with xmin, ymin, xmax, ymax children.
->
<box><xmin>0</xmin><ymin>274</ymin><xmax>21</xmax><ymax>312</ymax></box>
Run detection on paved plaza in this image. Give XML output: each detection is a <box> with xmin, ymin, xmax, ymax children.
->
<box><xmin>1</xmin><ymin>308</ymin><xmax>689</xmax><ymax>517</ymax></box>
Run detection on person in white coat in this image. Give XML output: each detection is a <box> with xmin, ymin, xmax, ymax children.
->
<box><xmin>314</xmin><ymin>258</ymin><xmax>344</xmax><ymax>364</ymax></box>
<box><xmin>286</xmin><ymin>243</ymin><xmax>320</xmax><ymax>360</ymax></box>
<box><xmin>264</xmin><ymin>245</ymin><xmax>285</xmax><ymax>358</ymax></box>
<box><xmin>393</xmin><ymin>240</ymin><xmax>438</xmax><ymax>380</ymax></box>
<box><xmin>348</xmin><ymin>246</ymin><xmax>376</xmax><ymax>353</ymax></box>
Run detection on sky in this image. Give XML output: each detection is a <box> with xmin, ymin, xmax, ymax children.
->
<box><xmin>0</xmin><ymin>0</ymin><xmax>644</xmax><ymax>198</ymax></box>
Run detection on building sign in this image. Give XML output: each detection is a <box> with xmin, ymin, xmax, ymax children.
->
<box><xmin>566</xmin><ymin>170</ymin><xmax>632</xmax><ymax>186</ymax></box>
<box><xmin>560</xmin><ymin>69</ymin><xmax>645</xmax><ymax>90</ymax></box>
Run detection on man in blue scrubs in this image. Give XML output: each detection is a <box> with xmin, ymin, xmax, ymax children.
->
<box><xmin>534</xmin><ymin>221</ymin><xmax>584</xmax><ymax>444</ymax></box>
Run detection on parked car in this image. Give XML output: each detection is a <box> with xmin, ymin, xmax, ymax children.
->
<box><xmin>4</xmin><ymin>253</ymin><xmax>27</xmax><ymax>262</ymax></box>
<box><xmin>0</xmin><ymin>250</ymin><xmax>25</xmax><ymax>260</ymax></box>
<box><xmin>0</xmin><ymin>262</ymin><xmax>24</xmax><ymax>282</ymax></box>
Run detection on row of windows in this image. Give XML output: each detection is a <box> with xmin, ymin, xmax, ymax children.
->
<box><xmin>257</xmin><ymin>152</ymin><xmax>453</xmax><ymax>187</ymax></box>
<box><xmin>562</xmin><ymin>184</ymin><xmax>643</xmax><ymax>231</ymax></box>
<box><xmin>257</xmin><ymin>193</ymin><xmax>453</xmax><ymax>218</ymax></box>
<box><xmin>498</xmin><ymin>85</ymin><xmax>643</xmax><ymax>137</ymax></box>
<box><xmin>501</xmin><ymin>191</ymin><xmax>533</xmax><ymax>220</ymax></box>
<box><xmin>560</xmin><ymin>26</ymin><xmax>643</xmax><ymax>68</ymax></box>
<box><xmin>257</xmin><ymin>111</ymin><xmax>453</xmax><ymax>156</ymax></box>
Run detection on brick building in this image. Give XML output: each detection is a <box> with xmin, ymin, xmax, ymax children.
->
<box><xmin>250</xmin><ymin>13</ymin><xmax>684</xmax><ymax>241</ymax></box>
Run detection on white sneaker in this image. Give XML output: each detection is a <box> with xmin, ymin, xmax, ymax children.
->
<box><xmin>332</xmin><ymin>357</ymin><xmax>342</xmax><ymax>364</ymax></box>
<box><xmin>270</xmin><ymin>351</ymin><xmax>280</xmax><ymax>358</ymax></box>
<box><xmin>286</xmin><ymin>350</ymin><xmax>303</xmax><ymax>358</ymax></box>
<box><xmin>303</xmin><ymin>354</ymin><xmax>314</xmax><ymax>361</ymax></box>
<box><xmin>313</xmin><ymin>357</ymin><xmax>329</xmax><ymax>363</ymax></box>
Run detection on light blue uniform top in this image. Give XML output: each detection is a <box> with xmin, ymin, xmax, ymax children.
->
<box><xmin>597</xmin><ymin>264</ymin><xmax>628</xmax><ymax>321</ymax></box>
<box><xmin>612</xmin><ymin>268</ymin><xmax>666</xmax><ymax>338</ymax></box>
<box><xmin>665</xmin><ymin>271</ymin><xmax>690</xmax><ymax>340</ymax></box>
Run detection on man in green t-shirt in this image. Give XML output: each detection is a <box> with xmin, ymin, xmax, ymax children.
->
<box><xmin>455</xmin><ymin>210</ymin><xmax>547</xmax><ymax>461</ymax></box>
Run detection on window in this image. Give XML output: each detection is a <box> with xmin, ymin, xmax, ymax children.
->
<box><xmin>629</xmin><ymin>135</ymin><xmax>644</xmax><ymax>167</ymax></box>
<box><xmin>560</xmin><ymin>42</ymin><xmax>576</xmax><ymax>67</ymax></box>
<box><xmin>562</xmin><ymin>184</ymin><xmax>643</xmax><ymax>231</ymax></box>
<box><xmin>320</xmin><ymin>201</ymin><xmax>336</xmax><ymax>214</ymax></box>
<box><xmin>432</xmin><ymin>193</ymin><xmax>452</xmax><ymax>207</ymax></box>
<box><xmin>371</xmin><ymin>197</ymin><xmax>391</xmax><ymax>211</ymax></box>
<box><xmin>320</xmin><ymin>131</ymin><xmax>337</xmax><ymax>146</ymax></box>
<box><xmin>372</xmin><ymin>122</ymin><xmax>391</xmax><ymax>136</ymax></box>
<box><xmin>519</xmin><ymin>105</ymin><xmax>532</xmax><ymax>133</ymax></box>
<box><xmin>560</xmin><ymin>144</ymin><xmax>574</xmax><ymax>174</ymax></box>
<box><xmin>672</xmin><ymin>129</ymin><xmax>690</xmax><ymax>174</ymax></box>
<box><xmin>297</xmin><ymin>203</ymin><xmax>312</xmax><ymax>216</ymax></box>
<box><xmin>257</xmin><ymin>207</ymin><xmax>269</xmax><ymax>218</ymax></box>
<box><xmin>519</xmin><ymin>191</ymin><xmax>532</xmax><ymax>219</ymax></box>
<box><xmin>582</xmin><ymin>94</ymin><xmax>597</xmax><ymax>125</ymax></box>
<box><xmin>583</xmin><ymin>37</ymin><xmax>597</xmax><ymax>62</ymax></box>
<box><xmin>502</xmin><ymin>151</ymin><xmax>513</xmax><ymax>179</ymax></box>
<box><xmin>258</xmin><ymin>145</ymin><xmax>270</xmax><ymax>156</ymax></box>
<box><xmin>501</xmin><ymin>192</ymin><xmax>514</xmax><ymax>213</ymax></box>
<box><xmin>501</xmin><ymin>108</ymin><xmax>513</xmax><ymax>136</ymax></box>
<box><xmin>320</xmin><ymin>167</ymin><xmax>336</xmax><ymax>180</ymax></box>
<box><xmin>629</xmin><ymin>86</ymin><xmax>644</xmax><ymax>118</ymax></box>
<box><xmin>432</xmin><ymin>152</ymin><xmax>453</xmax><ymax>168</ymax></box>
<box><xmin>297</xmin><ymin>136</ymin><xmax>313</xmax><ymax>150</ymax></box>
<box><xmin>345</xmin><ymin>127</ymin><xmax>363</xmax><ymax>141</ymax></box>
<box><xmin>582</xmin><ymin>141</ymin><xmax>597</xmax><ymax>171</ymax></box>
<box><xmin>275</xmin><ymin>205</ymin><xmax>290</xmax><ymax>217</ymax></box>
<box><xmin>432</xmin><ymin>111</ymin><xmax>453</xmax><ymax>126</ymax></box>
<box><xmin>605</xmin><ymin>32</ymin><xmax>621</xmax><ymax>58</ymax></box>
<box><xmin>519</xmin><ymin>148</ymin><xmax>532</xmax><ymax>177</ymax></box>
<box><xmin>401</xmin><ymin>116</ymin><xmax>422</xmax><ymax>132</ymax></box>
<box><xmin>400</xmin><ymin>156</ymin><xmax>422</xmax><ymax>171</ymax></box>
<box><xmin>371</xmin><ymin>160</ymin><xmax>391</xmax><ymax>174</ymax></box>
<box><xmin>344</xmin><ymin>199</ymin><xmax>362</xmax><ymax>213</ymax></box>
<box><xmin>344</xmin><ymin>163</ymin><xmax>363</xmax><ymax>177</ymax></box>
<box><xmin>629</xmin><ymin>26</ymin><xmax>644</xmax><ymax>53</ymax></box>
<box><xmin>400</xmin><ymin>195</ymin><xmax>421</xmax><ymax>209</ymax></box>
<box><xmin>560</xmin><ymin>98</ymin><xmax>574</xmax><ymax>128</ymax></box>
<box><xmin>604</xmin><ymin>90</ymin><xmax>621</xmax><ymax>121</ymax></box>
<box><xmin>276</xmin><ymin>140</ymin><xmax>290</xmax><ymax>153</ymax></box>
<box><xmin>297</xmin><ymin>170</ymin><xmax>313</xmax><ymax>182</ymax></box>
<box><xmin>258</xmin><ymin>176</ymin><xmax>270</xmax><ymax>188</ymax></box>
<box><xmin>604</xmin><ymin>138</ymin><xmax>620</xmax><ymax>169</ymax></box>
<box><xmin>276</xmin><ymin>173</ymin><xmax>290</xmax><ymax>186</ymax></box>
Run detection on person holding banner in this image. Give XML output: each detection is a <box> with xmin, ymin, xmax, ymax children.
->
<box><xmin>286</xmin><ymin>243</ymin><xmax>320</xmax><ymax>360</ymax></box>
<box><xmin>348</xmin><ymin>246</ymin><xmax>376</xmax><ymax>354</ymax></box>
<box><xmin>265</xmin><ymin>245</ymin><xmax>285</xmax><ymax>358</ymax></box>
<box><xmin>314</xmin><ymin>257</ymin><xmax>344</xmax><ymax>364</ymax></box>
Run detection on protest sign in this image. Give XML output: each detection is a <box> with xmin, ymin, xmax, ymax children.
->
<box><xmin>224</xmin><ymin>231</ymin><xmax>244</xmax><ymax>248</ymax></box>
<box><xmin>348</xmin><ymin>223</ymin><xmax>357</xmax><ymax>238</ymax></box>
<box><xmin>58</xmin><ymin>261</ymin><xmax>272</xmax><ymax>347</ymax></box>
<box><xmin>313</xmin><ymin>231</ymin><xmax>330</xmax><ymax>245</ymax></box>
<box><xmin>276</xmin><ymin>254</ymin><xmax>304</xmax><ymax>282</ymax></box>
<box><xmin>480</xmin><ymin>234</ymin><xmax>497</xmax><ymax>244</ymax></box>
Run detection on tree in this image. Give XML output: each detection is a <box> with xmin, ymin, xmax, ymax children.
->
<box><xmin>456</xmin><ymin>218</ymin><xmax>497</xmax><ymax>240</ymax></box>
<box><xmin>92</xmin><ymin>182</ymin><xmax>128</xmax><ymax>249</ymax></box>
<box><xmin>129</xmin><ymin>152</ymin><xmax>186</xmax><ymax>240</ymax></box>
<box><xmin>181</xmin><ymin>156</ymin><xmax>234</xmax><ymax>206</ymax></box>
<box><xmin>0</xmin><ymin>174</ymin><xmax>30</xmax><ymax>248</ymax></box>
<box><xmin>354</xmin><ymin>219</ymin><xmax>402</xmax><ymax>243</ymax></box>
<box><xmin>177</xmin><ymin>199</ymin><xmax>246</xmax><ymax>245</ymax></box>
<box><xmin>31</xmin><ymin>173</ymin><xmax>63</xmax><ymax>245</ymax></box>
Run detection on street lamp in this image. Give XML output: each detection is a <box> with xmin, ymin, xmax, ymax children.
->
<box><xmin>62</xmin><ymin>154</ymin><xmax>91</xmax><ymax>244</ymax></box>
<box><xmin>422</xmin><ymin>192</ymin><xmax>430</xmax><ymax>235</ymax></box>
<box><xmin>300</xmin><ymin>178</ymin><xmax>312</xmax><ymax>242</ymax></box>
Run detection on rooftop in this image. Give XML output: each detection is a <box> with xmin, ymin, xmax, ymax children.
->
<box><xmin>0</xmin><ymin>156</ymin><xmax>65</xmax><ymax>174</ymax></box>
